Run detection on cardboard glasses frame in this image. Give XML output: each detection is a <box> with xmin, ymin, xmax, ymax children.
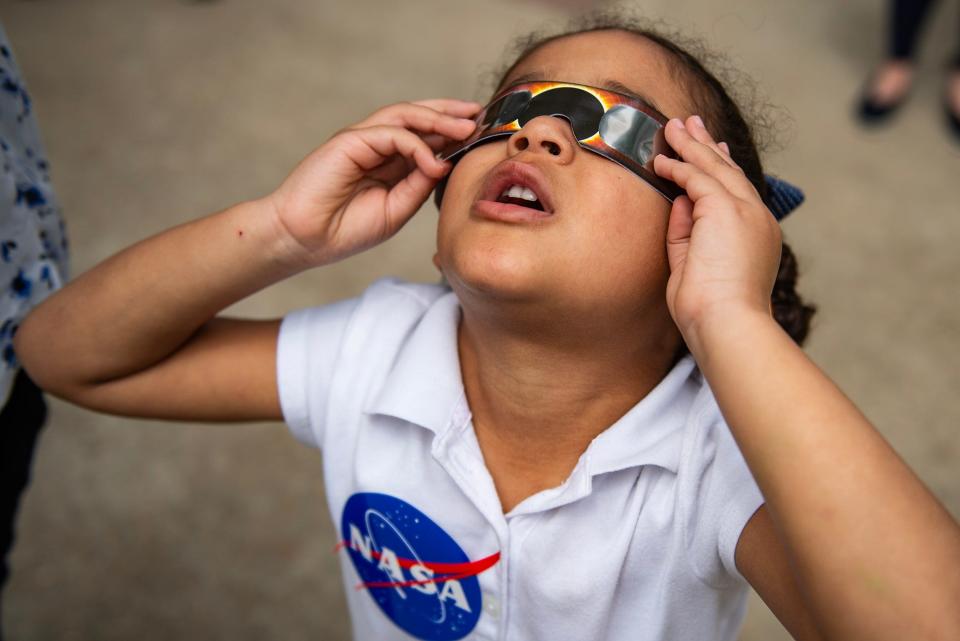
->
<box><xmin>436</xmin><ymin>80</ymin><xmax>683</xmax><ymax>203</ymax></box>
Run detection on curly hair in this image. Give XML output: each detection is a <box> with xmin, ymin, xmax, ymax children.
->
<box><xmin>490</xmin><ymin>11</ymin><xmax>816</xmax><ymax>345</ymax></box>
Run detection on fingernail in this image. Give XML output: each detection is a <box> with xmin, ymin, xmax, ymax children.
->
<box><xmin>669</xmin><ymin>118</ymin><xmax>685</xmax><ymax>130</ymax></box>
<box><xmin>691</xmin><ymin>115</ymin><xmax>705</xmax><ymax>129</ymax></box>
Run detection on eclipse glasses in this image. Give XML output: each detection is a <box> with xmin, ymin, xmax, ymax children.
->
<box><xmin>438</xmin><ymin>80</ymin><xmax>682</xmax><ymax>201</ymax></box>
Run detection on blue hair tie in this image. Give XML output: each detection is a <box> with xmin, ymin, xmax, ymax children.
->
<box><xmin>764</xmin><ymin>174</ymin><xmax>804</xmax><ymax>221</ymax></box>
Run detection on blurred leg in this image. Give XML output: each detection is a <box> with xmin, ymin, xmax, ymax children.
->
<box><xmin>889</xmin><ymin>0</ymin><xmax>938</xmax><ymax>60</ymax></box>
<box><xmin>859</xmin><ymin>0</ymin><xmax>939</xmax><ymax>120</ymax></box>
<box><xmin>0</xmin><ymin>370</ymin><xmax>47</xmax><ymax>641</ymax></box>
<box><xmin>873</xmin><ymin>0</ymin><xmax>940</xmax><ymax>101</ymax></box>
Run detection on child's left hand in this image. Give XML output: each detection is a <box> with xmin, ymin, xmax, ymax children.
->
<box><xmin>652</xmin><ymin>116</ymin><xmax>782</xmax><ymax>351</ymax></box>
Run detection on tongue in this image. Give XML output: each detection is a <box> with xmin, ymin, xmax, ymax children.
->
<box><xmin>500</xmin><ymin>196</ymin><xmax>544</xmax><ymax>211</ymax></box>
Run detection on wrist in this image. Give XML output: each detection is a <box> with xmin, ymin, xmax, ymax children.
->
<box><xmin>253</xmin><ymin>195</ymin><xmax>325</xmax><ymax>272</ymax></box>
<box><xmin>682</xmin><ymin>304</ymin><xmax>781</xmax><ymax>365</ymax></box>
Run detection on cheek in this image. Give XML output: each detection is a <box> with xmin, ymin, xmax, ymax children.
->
<box><xmin>438</xmin><ymin>144</ymin><xmax>501</xmax><ymax>213</ymax></box>
<box><xmin>435</xmin><ymin>168</ymin><xmax>465</xmax><ymax>267</ymax></box>
<box><xmin>435</xmin><ymin>149</ymin><xmax>496</xmax><ymax>259</ymax></box>
<box><xmin>577</xmin><ymin>173</ymin><xmax>672</xmax><ymax>280</ymax></box>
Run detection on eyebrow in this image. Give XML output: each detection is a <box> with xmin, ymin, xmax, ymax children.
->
<box><xmin>504</xmin><ymin>72</ymin><xmax>665</xmax><ymax>114</ymax></box>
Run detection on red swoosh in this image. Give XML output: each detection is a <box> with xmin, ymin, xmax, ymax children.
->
<box><xmin>336</xmin><ymin>540</ymin><xmax>501</xmax><ymax>590</ymax></box>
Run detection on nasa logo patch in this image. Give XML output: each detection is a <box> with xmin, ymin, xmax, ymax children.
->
<box><xmin>339</xmin><ymin>492</ymin><xmax>500</xmax><ymax>641</ymax></box>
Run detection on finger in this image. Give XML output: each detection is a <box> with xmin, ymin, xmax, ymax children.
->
<box><xmin>653</xmin><ymin>154</ymin><xmax>730</xmax><ymax>204</ymax></box>
<box><xmin>665</xmin><ymin>195</ymin><xmax>694</xmax><ymax>275</ymax></box>
<box><xmin>367</xmin><ymin>153</ymin><xmax>419</xmax><ymax>187</ymax></box>
<box><xmin>343</xmin><ymin>126</ymin><xmax>450</xmax><ymax>179</ymax></box>
<box><xmin>673</xmin><ymin>117</ymin><xmax>746</xmax><ymax>180</ymax></box>
<box><xmin>714</xmin><ymin>142</ymin><xmax>753</xmax><ymax>185</ymax></box>
<box><xmin>663</xmin><ymin>119</ymin><xmax>755</xmax><ymax>200</ymax></box>
<box><xmin>712</xmin><ymin>144</ymin><xmax>739</xmax><ymax>172</ymax></box>
<box><xmin>421</xmin><ymin>133</ymin><xmax>457</xmax><ymax>153</ymax></box>
<box><xmin>411</xmin><ymin>99</ymin><xmax>483</xmax><ymax>118</ymax></box>
<box><xmin>688</xmin><ymin>127</ymin><xmax>743</xmax><ymax>172</ymax></box>
<box><xmin>715</xmin><ymin>142</ymin><xmax>746</xmax><ymax>177</ymax></box>
<box><xmin>384</xmin><ymin>167</ymin><xmax>440</xmax><ymax>227</ymax></box>
<box><xmin>355</xmin><ymin>102</ymin><xmax>477</xmax><ymax>140</ymax></box>
<box><xmin>684</xmin><ymin>116</ymin><xmax>736</xmax><ymax>166</ymax></box>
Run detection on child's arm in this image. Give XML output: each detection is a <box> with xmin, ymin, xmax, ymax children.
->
<box><xmin>14</xmin><ymin>100</ymin><xmax>478</xmax><ymax>421</ymax></box>
<box><xmin>654</xmin><ymin>116</ymin><xmax>960</xmax><ymax>641</ymax></box>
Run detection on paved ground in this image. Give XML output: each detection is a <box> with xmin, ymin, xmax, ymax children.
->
<box><xmin>3</xmin><ymin>0</ymin><xmax>959</xmax><ymax>639</ymax></box>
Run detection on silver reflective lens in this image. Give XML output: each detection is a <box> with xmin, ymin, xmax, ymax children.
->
<box><xmin>598</xmin><ymin>105</ymin><xmax>661</xmax><ymax>165</ymax></box>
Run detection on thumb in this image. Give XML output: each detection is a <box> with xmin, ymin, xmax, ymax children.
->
<box><xmin>666</xmin><ymin>195</ymin><xmax>694</xmax><ymax>274</ymax></box>
<box><xmin>382</xmin><ymin>166</ymin><xmax>442</xmax><ymax>232</ymax></box>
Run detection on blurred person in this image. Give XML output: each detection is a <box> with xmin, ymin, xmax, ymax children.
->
<box><xmin>14</xmin><ymin>10</ymin><xmax>960</xmax><ymax>641</ymax></box>
<box><xmin>0</xmin><ymin>23</ymin><xmax>69</xmax><ymax>641</ymax></box>
<box><xmin>857</xmin><ymin>0</ymin><xmax>960</xmax><ymax>138</ymax></box>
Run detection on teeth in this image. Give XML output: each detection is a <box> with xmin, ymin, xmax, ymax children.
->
<box><xmin>500</xmin><ymin>184</ymin><xmax>539</xmax><ymax>202</ymax></box>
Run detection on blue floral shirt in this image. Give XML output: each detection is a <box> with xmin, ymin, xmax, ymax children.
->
<box><xmin>0</xmin><ymin>24</ymin><xmax>68</xmax><ymax>405</ymax></box>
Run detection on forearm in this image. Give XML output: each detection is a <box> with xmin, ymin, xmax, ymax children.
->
<box><xmin>16</xmin><ymin>197</ymin><xmax>302</xmax><ymax>394</ymax></box>
<box><xmin>689</xmin><ymin>311</ymin><xmax>960</xmax><ymax>640</ymax></box>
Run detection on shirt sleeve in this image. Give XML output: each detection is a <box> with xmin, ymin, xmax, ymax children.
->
<box><xmin>680</xmin><ymin>395</ymin><xmax>765</xmax><ymax>587</ymax></box>
<box><xmin>276</xmin><ymin>297</ymin><xmax>359</xmax><ymax>449</ymax></box>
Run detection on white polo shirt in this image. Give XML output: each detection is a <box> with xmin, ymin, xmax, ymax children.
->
<box><xmin>278</xmin><ymin>278</ymin><xmax>764</xmax><ymax>641</ymax></box>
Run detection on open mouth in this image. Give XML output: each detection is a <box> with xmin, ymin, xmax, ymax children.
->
<box><xmin>477</xmin><ymin>161</ymin><xmax>555</xmax><ymax>218</ymax></box>
<box><xmin>496</xmin><ymin>184</ymin><xmax>546</xmax><ymax>211</ymax></box>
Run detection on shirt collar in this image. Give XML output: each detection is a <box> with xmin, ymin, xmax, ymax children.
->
<box><xmin>367</xmin><ymin>290</ymin><xmax>701</xmax><ymax>475</ymax></box>
<box><xmin>585</xmin><ymin>355</ymin><xmax>699</xmax><ymax>476</ymax></box>
<box><xmin>366</xmin><ymin>290</ymin><xmax>466</xmax><ymax>434</ymax></box>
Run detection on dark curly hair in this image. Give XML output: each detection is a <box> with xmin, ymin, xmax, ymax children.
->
<box><xmin>489</xmin><ymin>12</ymin><xmax>816</xmax><ymax>345</ymax></box>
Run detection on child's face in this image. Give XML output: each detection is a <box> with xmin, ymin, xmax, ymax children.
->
<box><xmin>436</xmin><ymin>30</ymin><xmax>691</xmax><ymax>323</ymax></box>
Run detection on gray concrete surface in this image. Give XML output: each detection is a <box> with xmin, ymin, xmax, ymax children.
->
<box><xmin>2</xmin><ymin>0</ymin><xmax>958</xmax><ymax>639</ymax></box>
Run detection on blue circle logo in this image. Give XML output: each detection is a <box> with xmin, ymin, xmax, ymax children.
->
<box><xmin>339</xmin><ymin>493</ymin><xmax>499</xmax><ymax>641</ymax></box>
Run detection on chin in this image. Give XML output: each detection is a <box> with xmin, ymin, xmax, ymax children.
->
<box><xmin>441</xmin><ymin>241</ymin><xmax>549</xmax><ymax>303</ymax></box>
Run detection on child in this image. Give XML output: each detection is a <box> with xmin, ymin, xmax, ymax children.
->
<box><xmin>14</xmin><ymin>14</ymin><xmax>960</xmax><ymax>641</ymax></box>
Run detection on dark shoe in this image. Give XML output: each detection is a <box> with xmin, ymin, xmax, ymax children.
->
<box><xmin>855</xmin><ymin>63</ymin><xmax>914</xmax><ymax>125</ymax></box>
<box><xmin>856</xmin><ymin>90</ymin><xmax>908</xmax><ymax>125</ymax></box>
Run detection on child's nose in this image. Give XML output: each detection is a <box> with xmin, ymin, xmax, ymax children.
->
<box><xmin>507</xmin><ymin>116</ymin><xmax>577</xmax><ymax>164</ymax></box>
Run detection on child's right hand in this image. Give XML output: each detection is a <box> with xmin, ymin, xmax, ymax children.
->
<box><xmin>266</xmin><ymin>99</ymin><xmax>479</xmax><ymax>267</ymax></box>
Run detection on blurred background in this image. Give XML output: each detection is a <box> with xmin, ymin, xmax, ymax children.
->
<box><xmin>2</xmin><ymin>0</ymin><xmax>958</xmax><ymax>639</ymax></box>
